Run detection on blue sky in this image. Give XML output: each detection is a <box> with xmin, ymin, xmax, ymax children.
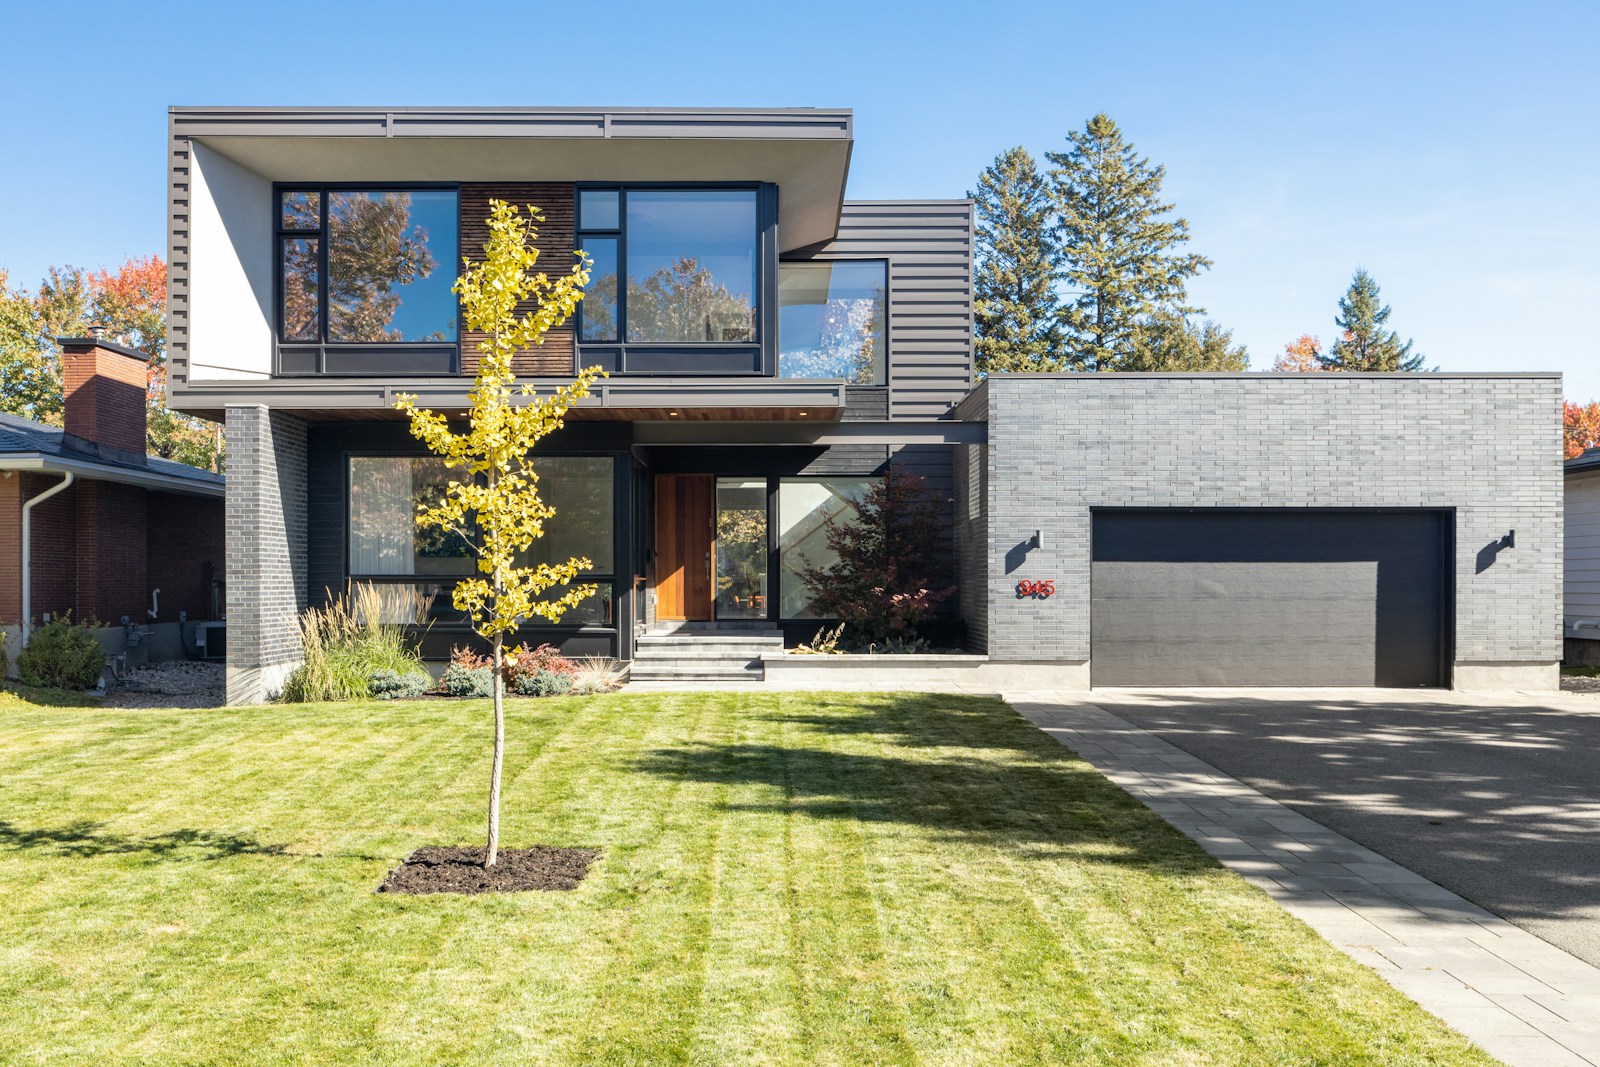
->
<box><xmin>3</xmin><ymin>0</ymin><xmax>1595</xmax><ymax>399</ymax></box>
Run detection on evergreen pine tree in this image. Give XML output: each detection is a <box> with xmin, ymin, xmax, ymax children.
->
<box><xmin>1046</xmin><ymin>114</ymin><xmax>1212</xmax><ymax>371</ymax></box>
<box><xmin>969</xmin><ymin>147</ymin><xmax>1064</xmax><ymax>373</ymax></box>
<box><xmin>1123</xmin><ymin>311</ymin><xmax>1249</xmax><ymax>371</ymax></box>
<box><xmin>1320</xmin><ymin>269</ymin><xmax>1424</xmax><ymax>371</ymax></box>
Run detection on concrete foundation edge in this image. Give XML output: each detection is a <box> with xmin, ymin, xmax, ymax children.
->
<box><xmin>761</xmin><ymin>654</ymin><xmax>1089</xmax><ymax>690</ymax></box>
<box><xmin>226</xmin><ymin>659</ymin><xmax>300</xmax><ymax>705</ymax></box>
<box><xmin>1452</xmin><ymin>661</ymin><xmax>1560</xmax><ymax>692</ymax></box>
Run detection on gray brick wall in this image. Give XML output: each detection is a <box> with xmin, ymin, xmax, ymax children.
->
<box><xmin>225</xmin><ymin>405</ymin><xmax>309</xmax><ymax>703</ymax></box>
<box><xmin>968</xmin><ymin>374</ymin><xmax>1563</xmax><ymax>670</ymax></box>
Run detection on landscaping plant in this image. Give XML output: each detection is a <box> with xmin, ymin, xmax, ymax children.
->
<box><xmin>394</xmin><ymin>199</ymin><xmax>600</xmax><ymax>867</ymax></box>
<box><xmin>280</xmin><ymin>585</ymin><xmax>427</xmax><ymax>703</ymax></box>
<box><xmin>567</xmin><ymin>656</ymin><xmax>625</xmax><ymax>695</ymax></box>
<box><xmin>368</xmin><ymin>669</ymin><xmax>432</xmax><ymax>701</ymax></box>
<box><xmin>795</xmin><ymin>468</ymin><xmax>954</xmax><ymax>644</ymax></box>
<box><xmin>16</xmin><ymin>614</ymin><xmax>107</xmax><ymax>690</ymax></box>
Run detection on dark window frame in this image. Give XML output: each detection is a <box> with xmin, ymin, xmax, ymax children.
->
<box><xmin>575</xmin><ymin>182</ymin><xmax>779</xmax><ymax>377</ymax></box>
<box><xmin>776</xmin><ymin>256</ymin><xmax>892</xmax><ymax>387</ymax></box>
<box><xmin>273</xmin><ymin>182</ymin><xmax>462</xmax><ymax>377</ymax></box>
<box><xmin>342</xmin><ymin>450</ymin><xmax>625</xmax><ymax>633</ymax></box>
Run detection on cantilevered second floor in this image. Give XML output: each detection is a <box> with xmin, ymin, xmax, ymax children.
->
<box><xmin>166</xmin><ymin>106</ymin><xmax>974</xmax><ymax>423</ymax></box>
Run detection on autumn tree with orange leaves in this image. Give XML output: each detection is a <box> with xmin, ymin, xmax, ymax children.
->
<box><xmin>1568</xmin><ymin>400</ymin><xmax>1600</xmax><ymax>459</ymax></box>
<box><xmin>0</xmin><ymin>256</ymin><xmax>221</xmax><ymax>470</ymax></box>
<box><xmin>1272</xmin><ymin>334</ymin><xmax>1327</xmax><ymax>372</ymax></box>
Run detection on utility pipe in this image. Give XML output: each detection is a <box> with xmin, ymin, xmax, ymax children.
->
<box><xmin>20</xmin><ymin>472</ymin><xmax>73</xmax><ymax>646</ymax></box>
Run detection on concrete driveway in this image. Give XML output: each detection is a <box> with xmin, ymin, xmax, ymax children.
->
<box><xmin>1089</xmin><ymin>687</ymin><xmax>1600</xmax><ymax>967</ymax></box>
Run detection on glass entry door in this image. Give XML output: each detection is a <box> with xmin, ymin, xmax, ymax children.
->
<box><xmin>714</xmin><ymin>479</ymin><xmax>768</xmax><ymax>619</ymax></box>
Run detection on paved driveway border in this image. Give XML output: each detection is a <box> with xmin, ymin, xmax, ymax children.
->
<box><xmin>1008</xmin><ymin>691</ymin><xmax>1600</xmax><ymax>1067</ymax></box>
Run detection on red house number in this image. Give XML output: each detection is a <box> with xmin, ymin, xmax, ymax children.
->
<box><xmin>1016</xmin><ymin>580</ymin><xmax>1055</xmax><ymax>599</ymax></box>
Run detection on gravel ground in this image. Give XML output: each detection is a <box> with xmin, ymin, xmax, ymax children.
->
<box><xmin>105</xmin><ymin>661</ymin><xmax>225</xmax><ymax>708</ymax></box>
<box><xmin>1562</xmin><ymin>672</ymin><xmax>1600</xmax><ymax>694</ymax></box>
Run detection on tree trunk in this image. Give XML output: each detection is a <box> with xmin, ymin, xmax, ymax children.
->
<box><xmin>485</xmin><ymin>633</ymin><xmax>504</xmax><ymax>868</ymax></box>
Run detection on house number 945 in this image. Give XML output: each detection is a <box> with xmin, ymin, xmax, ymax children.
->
<box><xmin>1016</xmin><ymin>580</ymin><xmax>1055</xmax><ymax>599</ymax></box>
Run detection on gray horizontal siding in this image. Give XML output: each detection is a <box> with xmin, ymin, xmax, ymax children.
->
<box><xmin>168</xmin><ymin>123</ymin><xmax>191</xmax><ymax>386</ymax></box>
<box><xmin>802</xmin><ymin>201</ymin><xmax>974</xmax><ymax>420</ymax></box>
<box><xmin>1568</xmin><ymin>470</ymin><xmax>1600</xmax><ymax>623</ymax></box>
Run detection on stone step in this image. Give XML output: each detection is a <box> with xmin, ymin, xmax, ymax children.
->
<box><xmin>629</xmin><ymin>665</ymin><xmax>765</xmax><ymax>682</ymax></box>
<box><xmin>633</xmin><ymin>648</ymin><xmax>765</xmax><ymax>662</ymax></box>
<box><xmin>637</xmin><ymin>633</ymin><xmax>784</xmax><ymax>648</ymax></box>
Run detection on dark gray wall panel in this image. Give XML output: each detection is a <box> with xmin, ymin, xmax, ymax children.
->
<box><xmin>798</xmin><ymin>201</ymin><xmax>974</xmax><ymax>420</ymax></box>
<box><xmin>1091</xmin><ymin>510</ymin><xmax>1448</xmax><ymax>687</ymax></box>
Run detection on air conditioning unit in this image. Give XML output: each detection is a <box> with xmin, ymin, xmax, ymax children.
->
<box><xmin>196</xmin><ymin>621</ymin><xmax>227</xmax><ymax>662</ymax></box>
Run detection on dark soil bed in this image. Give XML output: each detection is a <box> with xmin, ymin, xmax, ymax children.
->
<box><xmin>377</xmin><ymin>845</ymin><xmax>597</xmax><ymax>894</ymax></box>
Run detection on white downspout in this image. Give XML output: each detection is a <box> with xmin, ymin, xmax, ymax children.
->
<box><xmin>21</xmin><ymin>472</ymin><xmax>73</xmax><ymax>646</ymax></box>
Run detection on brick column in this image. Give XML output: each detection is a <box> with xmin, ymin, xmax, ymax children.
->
<box><xmin>225</xmin><ymin>405</ymin><xmax>308</xmax><ymax>704</ymax></box>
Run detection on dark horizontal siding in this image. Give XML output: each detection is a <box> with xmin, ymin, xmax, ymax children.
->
<box><xmin>802</xmin><ymin>201</ymin><xmax>974</xmax><ymax>420</ymax></box>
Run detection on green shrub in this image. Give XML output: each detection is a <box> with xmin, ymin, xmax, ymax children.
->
<box><xmin>441</xmin><ymin>664</ymin><xmax>495</xmax><ymax>698</ymax></box>
<box><xmin>17</xmin><ymin>615</ymin><xmax>107</xmax><ymax>690</ymax></box>
<box><xmin>369</xmin><ymin>669</ymin><xmax>432</xmax><ymax>701</ymax></box>
<box><xmin>280</xmin><ymin>585</ymin><xmax>427</xmax><ymax>703</ymax></box>
<box><xmin>0</xmin><ymin>627</ymin><xmax>9</xmax><ymax>679</ymax></box>
<box><xmin>511</xmin><ymin>669</ymin><xmax>572</xmax><ymax>697</ymax></box>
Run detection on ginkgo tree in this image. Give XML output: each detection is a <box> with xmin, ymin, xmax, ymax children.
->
<box><xmin>395</xmin><ymin>199</ymin><xmax>603</xmax><ymax>868</ymax></box>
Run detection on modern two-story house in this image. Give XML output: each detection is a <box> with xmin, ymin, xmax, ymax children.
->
<box><xmin>168</xmin><ymin>105</ymin><xmax>1565</xmax><ymax>704</ymax></box>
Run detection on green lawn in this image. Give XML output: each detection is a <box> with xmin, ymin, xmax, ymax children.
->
<box><xmin>0</xmin><ymin>691</ymin><xmax>1495</xmax><ymax>1066</ymax></box>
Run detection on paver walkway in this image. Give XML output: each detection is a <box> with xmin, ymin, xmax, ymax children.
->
<box><xmin>1009</xmin><ymin>692</ymin><xmax>1600</xmax><ymax>1067</ymax></box>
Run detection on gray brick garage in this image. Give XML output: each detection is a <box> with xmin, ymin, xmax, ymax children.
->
<box><xmin>955</xmin><ymin>373</ymin><xmax>1563</xmax><ymax>691</ymax></box>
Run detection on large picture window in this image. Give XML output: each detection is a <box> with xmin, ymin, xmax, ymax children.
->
<box><xmin>576</xmin><ymin>187</ymin><xmax>767</xmax><ymax>371</ymax></box>
<box><xmin>348</xmin><ymin>455</ymin><xmax>617</xmax><ymax>628</ymax></box>
<box><xmin>778</xmin><ymin>261</ymin><xmax>887</xmax><ymax>384</ymax></box>
<box><xmin>278</xmin><ymin>187</ymin><xmax>458</xmax><ymax>374</ymax></box>
<box><xmin>777</xmin><ymin>478</ymin><xmax>872</xmax><ymax>618</ymax></box>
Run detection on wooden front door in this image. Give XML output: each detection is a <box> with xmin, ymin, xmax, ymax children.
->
<box><xmin>654</xmin><ymin>474</ymin><xmax>714</xmax><ymax>621</ymax></box>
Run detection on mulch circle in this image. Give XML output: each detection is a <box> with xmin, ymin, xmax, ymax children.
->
<box><xmin>377</xmin><ymin>845</ymin><xmax>597</xmax><ymax>895</ymax></box>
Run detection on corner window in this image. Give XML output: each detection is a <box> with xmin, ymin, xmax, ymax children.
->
<box><xmin>576</xmin><ymin>187</ymin><xmax>767</xmax><ymax>371</ymax></box>
<box><xmin>778</xmin><ymin>260</ymin><xmax>887</xmax><ymax>384</ymax></box>
<box><xmin>776</xmin><ymin>478</ymin><xmax>872</xmax><ymax>618</ymax></box>
<box><xmin>278</xmin><ymin>187</ymin><xmax>459</xmax><ymax>374</ymax></box>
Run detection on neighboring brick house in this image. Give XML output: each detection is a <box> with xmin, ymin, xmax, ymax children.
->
<box><xmin>164</xmin><ymin>105</ymin><xmax>1562</xmax><ymax>702</ymax></box>
<box><xmin>0</xmin><ymin>336</ymin><xmax>225</xmax><ymax>653</ymax></box>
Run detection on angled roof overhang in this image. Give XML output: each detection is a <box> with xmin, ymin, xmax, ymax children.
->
<box><xmin>172</xmin><ymin>106</ymin><xmax>854</xmax><ymax>251</ymax></box>
<box><xmin>0</xmin><ymin>454</ymin><xmax>225</xmax><ymax>498</ymax></box>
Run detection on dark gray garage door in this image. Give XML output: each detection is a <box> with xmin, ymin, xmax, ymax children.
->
<box><xmin>1091</xmin><ymin>510</ymin><xmax>1449</xmax><ymax>687</ymax></box>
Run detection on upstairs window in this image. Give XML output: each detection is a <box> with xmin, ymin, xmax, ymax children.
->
<box><xmin>778</xmin><ymin>260</ymin><xmax>888</xmax><ymax>384</ymax></box>
<box><xmin>577</xmin><ymin>187</ymin><xmax>766</xmax><ymax>371</ymax></box>
<box><xmin>277</xmin><ymin>187</ymin><xmax>459</xmax><ymax>374</ymax></box>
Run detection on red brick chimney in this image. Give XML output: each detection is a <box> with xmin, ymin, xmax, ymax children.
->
<box><xmin>59</xmin><ymin>332</ymin><xmax>148</xmax><ymax>460</ymax></box>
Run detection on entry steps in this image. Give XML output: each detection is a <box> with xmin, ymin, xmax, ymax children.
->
<box><xmin>629</xmin><ymin>624</ymin><xmax>783</xmax><ymax>685</ymax></box>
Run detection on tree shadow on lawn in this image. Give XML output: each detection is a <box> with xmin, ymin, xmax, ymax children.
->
<box><xmin>0</xmin><ymin>820</ymin><xmax>291</xmax><ymax>862</ymax></box>
<box><xmin>632</xmin><ymin>694</ymin><xmax>1212</xmax><ymax>873</ymax></box>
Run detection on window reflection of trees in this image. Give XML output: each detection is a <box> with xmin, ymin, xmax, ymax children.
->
<box><xmin>778</xmin><ymin>288</ymin><xmax>885</xmax><ymax>383</ymax></box>
<box><xmin>626</xmin><ymin>257</ymin><xmax>756</xmax><ymax>343</ymax></box>
<box><xmin>327</xmin><ymin>192</ymin><xmax>443</xmax><ymax>343</ymax></box>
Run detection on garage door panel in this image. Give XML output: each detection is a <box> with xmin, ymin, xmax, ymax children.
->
<box><xmin>1091</xmin><ymin>511</ymin><xmax>1445</xmax><ymax>688</ymax></box>
<box><xmin>1093</xmin><ymin>561</ymin><xmax>1379</xmax><ymax>602</ymax></box>
<box><xmin>1091</xmin><ymin>596</ymin><xmax>1378</xmax><ymax>647</ymax></box>
<box><xmin>1092</xmin><ymin>639</ymin><xmax>1376</xmax><ymax>687</ymax></box>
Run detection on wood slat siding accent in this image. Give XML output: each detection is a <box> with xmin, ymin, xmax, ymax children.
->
<box><xmin>168</xmin><ymin>130</ymin><xmax>192</xmax><ymax>385</ymax></box>
<box><xmin>1567</xmin><ymin>470</ymin><xmax>1600</xmax><ymax>621</ymax></box>
<box><xmin>799</xmin><ymin>201</ymin><xmax>974</xmax><ymax>420</ymax></box>
<box><xmin>458</xmin><ymin>183</ymin><xmax>577</xmax><ymax>377</ymax></box>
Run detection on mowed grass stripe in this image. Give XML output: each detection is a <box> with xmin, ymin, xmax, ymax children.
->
<box><xmin>0</xmin><ymin>693</ymin><xmax>1500</xmax><ymax>1066</ymax></box>
<box><xmin>793</xmin><ymin>694</ymin><xmax>1133</xmax><ymax>1064</ymax></box>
